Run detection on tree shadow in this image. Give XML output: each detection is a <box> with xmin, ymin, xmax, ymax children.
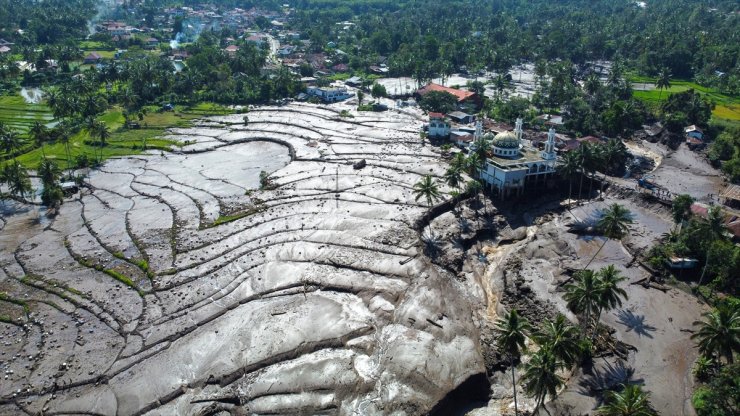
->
<box><xmin>421</xmin><ymin>231</ymin><xmax>442</xmax><ymax>259</ymax></box>
<box><xmin>615</xmin><ymin>309</ymin><xmax>656</xmax><ymax>339</ymax></box>
<box><xmin>577</xmin><ymin>360</ymin><xmax>644</xmax><ymax>406</ymax></box>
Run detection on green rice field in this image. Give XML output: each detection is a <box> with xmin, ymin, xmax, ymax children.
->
<box><xmin>0</xmin><ymin>93</ymin><xmax>54</xmax><ymax>133</ymax></box>
<box><xmin>630</xmin><ymin>77</ymin><xmax>740</xmax><ymax>123</ymax></box>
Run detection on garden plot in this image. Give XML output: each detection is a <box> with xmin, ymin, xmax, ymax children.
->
<box><xmin>0</xmin><ymin>103</ymin><xmax>484</xmax><ymax>415</ymax></box>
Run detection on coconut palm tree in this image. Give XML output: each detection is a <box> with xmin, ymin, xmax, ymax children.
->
<box><xmin>574</xmin><ymin>144</ymin><xmax>592</xmax><ymax>200</ymax></box>
<box><xmin>1</xmin><ymin>128</ymin><xmax>24</xmax><ymax>161</ymax></box>
<box><xmin>38</xmin><ymin>157</ymin><xmax>60</xmax><ymax>187</ymax></box>
<box><xmin>597</xmin><ymin>384</ymin><xmax>656</xmax><ymax>416</ymax></box>
<box><xmin>671</xmin><ymin>194</ymin><xmax>695</xmax><ymax>227</ymax></box>
<box><xmin>29</xmin><ymin>121</ymin><xmax>49</xmax><ymax>157</ymax></box>
<box><xmin>56</xmin><ymin>127</ymin><xmax>73</xmax><ymax>177</ymax></box>
<box><xmin>691</xmin><ymin>303</ymin><xmax>740</xmax><ymax>364</ymax></box>
<box><xmin>465</xmin><ymin>152</ymin><xmax>484</xmax><ymax>178</ymax></box>
<box><xmin>558</xmin><ymin>151</ymin><xmax>581</xmax><ymax>209</ymax></box>
<box><xmin>1</xmin><ymin>161</ymin><xmax>33</xmax><ymax>201</ymax></box>
<box><xmin>91</xmin><ymin>121</ymin><xmax>111</xmax><ymax>163</ymax></box>
<box><xmin>655</xmin><ymin>68</ymin><xmax>671</xmax><ymax>100</ymax></box>
<box><xmin>564</xmin><ymin>269</ymin><xmax>601</xmax><ymax>333</ymax></box>
<box><xmin>444</xmin><ymin>166</ymin><xmax>463</xmax><ymax>191</ymax></box>
<box><xmin>38</xmin><ymin>158</ymin><xmax>63</xmax><ymax>209</ymax></box>
<box><xmin>450</xmin><ymin>151</ymin><xmax>467</xmax><ymax>172</ymax></box>
<box><xmin>597</xmin><ymin>265</ymin><xmax>628</xmax><ymax>313</ymax></box>
<box><xmin>534</xmin><ymin>314</ymin><xmax>584</xmax><ymax>369</ymax></box>
<box><xmin>413</xmin><ymin>175</ymin><xmax>441</xmax><ymax>209</ymax></box>
<box><xmin>494</xmin><ymin>309</ymin><xmax>531</xmax><ymax>416</ymax></box>
<box><xmin>522</xmin><ymin>347</ymin><xmax>564</xmax><ymax>414</ymax></box>
<box><xmin>592</xmin><ymin>265</ymin><xmax>629</xmax><ymax>341</ymax></box>
<box><xmin>585</xmin><ymin>203</ymin><xmax>633</xmax><ymax>268</ymax></box>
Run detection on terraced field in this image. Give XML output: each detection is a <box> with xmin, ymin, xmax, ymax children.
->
<box><xmin>0</xmin><ymin>103</ymin><xmax>484</xmax><ymax>415</ymax></box>
<box><xmin>0</xmin><ymin>93</ymin><xmax>53</xmax><ymax>133</ymax></box>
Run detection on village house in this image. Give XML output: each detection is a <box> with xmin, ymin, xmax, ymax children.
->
<box><xmin>685</xmin><ymin>125</ymin><xmax>706</xmax><ymax>149</ymax></box>
<box><xmin>684</xmin><ymin>125</ymin><xmax>704</xmax><ymax>140</ymax></box>
<box><xmin>224</xmin><ymin>45</ymin><xmax>240</xmax><ymax>56</ymax></box>
<box><xmin>0</xmin><ymin>46</ymin><xmax>10</xmax><ymax>54</ymax></box>
<box><xmin>306</xmin><ymin>86</ymin><xmax>352</xmax><ymax>103</ymax></box>
<box><xmin>447</xmin><ymin>111</ymin><xmax>475</xmax><ymax>124</ymax></box>
<box><xmin>145</xmin><ymin>37</ymin><xmax>160</xmax><ymax>49</ymax></box>
<box><xmin>83</xmin><ymin>52</ymin><xmax>103</xmax><ymax>65</ymax></box>
<box><xmin>416</xmin><ymin>83</ymin><xmax>481</xmax><ymax>111</ymax></box>
<box><xmin>426</xmin><ymin>112</ymin><xmax>451</xmax><ymax>138</ymax></box>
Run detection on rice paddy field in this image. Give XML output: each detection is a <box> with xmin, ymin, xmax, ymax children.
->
<box><xmin>0</xmin><ymin>93</ymin><xmax>54</xmax><ymax>133</ymax></box>
<box><xmin>631</xmin><ymin>77</ymin><xmax>740</xmax><ymax>124</ymax></box>
<box><xmin>1</xmin><ymin>92</ymin><xmax>233</xmax><ymax>168</ymax></box>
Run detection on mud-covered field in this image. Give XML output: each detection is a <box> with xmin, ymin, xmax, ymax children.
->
<box><xmin>0</xmin><ymin>104</ymin><xmax>486</xmax><ymax>415</ymax></box>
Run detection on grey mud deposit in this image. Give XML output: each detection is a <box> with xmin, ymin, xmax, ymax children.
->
<box><xmin>0</xmin><ymin>104</ymin><xmax>485</xmax><ymax>415</ymax></box>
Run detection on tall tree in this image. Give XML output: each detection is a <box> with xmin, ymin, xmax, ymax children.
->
<box><xmin>558</xmin><ymin>151</ymin><xmax>581</xmax><ymax>209</ymax></box>
<box><xmin>586</xmin><ymin>203</ymin><xmax>633</xmax><ymax>268</ymax></box>
<box><xmin>594</xmin><ymin>265</ymin><xmax>628</xmax><ymax>339</ymax></box>
<box><xmin>655</xmin><ymin>68</ymin><xmax>671</xmax><ymax>100</ymax></box>
<box><xmin>598</xmin><ymin>384</ymin><xmax>655</xmax><ymax>416</ymax></box>
<box><xmin>494</xmin><ymin>309</ymin><xmax>531</xmax><ymax>416</ymax></box>
<box><xmin>1</xmin><ymin>128</ymin><xmax>24</xmax><ymax>161</ymax></box>
<box><xmin>522</xmin><ymin>347</ymin><xmax>564</xmax><ymax>414</ymax></box>
<box><xmin>412</xmin><ymin>174</ymin><xmax>441</xmax><ymax>209</ymax></box>
<box><xmin>29</xmin><ymin>121</ymin><xmax>50</xmax><ymax>157</ymax></box>
<box><xmin>534</xmin><ymin>314</ymin><xmax>584</xmax><ymax>369</ymax></box>
<box><xmin>691</xmin><ymin>303</ymin><xmax>740</xmax><ymax>364</ymax></box>
<box><xmin>564</xmin><ymin>269</ymin><xmax>602</xmax><ymax>334</ymax></box>
<box><xmin>671</xmin><ymin>194</ymin><xmax>695</xmax><ymax>226</ymax></box>
<box><xmin>1</xmin><ymin>161</ymin><xmax>33</xmax><ymax>202</ymax></box>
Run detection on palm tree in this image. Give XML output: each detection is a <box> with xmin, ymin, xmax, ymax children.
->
<box><xmin>671</xmin><ymin>194</ymin><xmax>695</xmax><ymax>227</ymax></box>
<box><xmin>574</xmin><ymin>144</ymin><xmax>591</xmax><ymax>201</ymax></box>
<box><xmin>444</xmin><ymin>166</ymin><xmax>464</xmax><ymax>202</ymax></box>
<box><xmin>1</xmin><ymin>128</ymin><xmax>24</xmax><ymax>161</ymax></box>
<box><xmin>522</xmin><ymin>347</ymin><xmax>564</xmax><ymax>414</ymax></box>
<box><xmin>413</xmin><ymin>175</ymin><xmax>441</xmax><ymax>209</ymax></box>
<box><xmin>465</xmin><ymin>152</ymin><xmax>484</xmax><ymax>178</ymax></box>
<box><xmin>38</xmin><ymin>158</ymin><xmax>63</xmax><ymax>208</ymax></box>
<box><xmin>564</xmin><ymin>269</ymin><xmax>602</xmax><ymax>334</ymax></box>
<box><xmin>38</xmin><ymin>157</ymin><xmax>61</xmax><ymax>187</ymax></box>
<box><xmin>92</xmin><ymin>122</ymin><xmax>111</xmax><ymax>163</ymax></box>
<box><xmin>597</xmin><ymin>384</ymin><xmax>655</xmax><ymax>416</ymax></box>
<box><xmin>584</xmin><ymin>73</ymin><xmax>601</xmax><ymax>97</ymax></box>
<box><xmin>558</xmin><ymin>151</ymin><xmax>580</xmax><ymax>209</ymax></box>
<box><xmin>655</xmin><ymin>68</ymin><xmax>671</xmax><ymax>100</ymax></box>
<box><xmin>473</xmin><ymin>135</ymin><xmax>491</xmax><ymax>160</ymax></box>
<box><xmin>57</xmin><ymin>127</ymin><xmax>73</xmax><ymax>177</ymax></box>
<box><xmin>29</xmin><ymin>121</ymin><xmax>49</xmax><ymax>157</ymax></box>
<box><xmin>691</xmin><ymin>303</ymin><xmax>740</xmax><ymax>364</ymax></box>
<box><xmin>494</xmin><ymin>309</ymin><xmax>531</xmax><ymax>416</ymax></box>
<box><xmin>1</xmin><ymin>161</ymin><xmax>33</xmax><ymax>201</ymax></box>
<box><xmin>534</xmin><ymin>314</ymin><xmax>584</xmax><ymax>369</ymax></box>
<box><xmin>585</xmin><ymin>203</ymin><xmax>633</xmax><ymax>268</ymax></box>
<box><xmin>450</xmin><ymin>152</ymin><xmax>467</xmax><ymax>172</ymax></box>
<box><xmin>593</xmin><ymin>265</ymin><xmax>628</xmax><ymax>341</ymax></box>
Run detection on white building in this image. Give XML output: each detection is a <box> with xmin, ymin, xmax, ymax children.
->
<box><xmin>478</xmin><ymin>118</ymin><xmax>557</xmax><ymax>199</ymax></box>
<box><xmin>427</xmin><ymin>112</ymin><xmax>450</xmax><ymax>138</ymax></box>
<box><xmin>306</xmin><ymin>86</ymin><xmax>352</xmax><ymax>102</ymax></box>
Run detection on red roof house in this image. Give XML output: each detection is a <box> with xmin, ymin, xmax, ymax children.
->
<box><xmin>416</xmin><ymin>83</ymin><xmax>481</xmax><ymax>109</ymax></box>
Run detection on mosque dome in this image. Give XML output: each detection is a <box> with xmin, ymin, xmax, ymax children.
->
<box><xmin>492</xmin><ymin>131</ymin><xmax>520</xmax><ymax>149</ymax></box>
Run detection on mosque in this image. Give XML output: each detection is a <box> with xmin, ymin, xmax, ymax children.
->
<box><xmin>475</xmin><ymin>118</ymin><xmax>558</xmax><ymax>199</ymax></box>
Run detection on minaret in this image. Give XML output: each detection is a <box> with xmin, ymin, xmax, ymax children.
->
<box><xmin>514</xmin><ymin>117</ymin><xmax>523</xmax><ymax>141</ymax></box>
<box><xmin>474</xmin><ymin>120</ymin><xmax>483</xmax><ymax>141</ymax></box>
<box><xmin>541</xmin><ymin>128</ymin><xmax>557</xmax><ymax>160</ymax></box>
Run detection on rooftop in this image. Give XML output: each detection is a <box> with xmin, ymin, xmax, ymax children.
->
<box><xmin>488</xmin><ymin>146</ymin><xmax>546</xmax><ymax>168</ymax></box>
<box><xmin>417</xmin><ymin>83</ymin><xmax>476</xmax><ymax>102</ymax></box>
